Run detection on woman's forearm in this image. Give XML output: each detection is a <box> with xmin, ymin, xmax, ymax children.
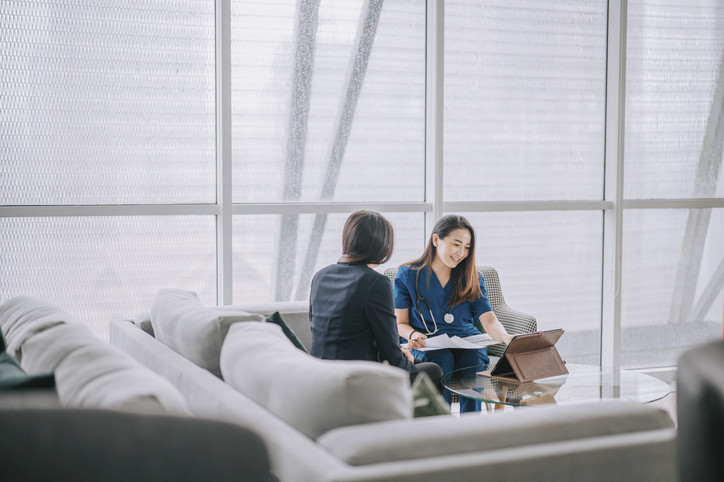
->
<box><xmin>480</xmin><ymin>312</ymin><xmax>513</xmax><ymax>344</ymax></box>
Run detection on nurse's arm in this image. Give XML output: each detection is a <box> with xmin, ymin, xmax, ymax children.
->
<box><xmin>478</xmin><ymin>311</ymin><xmax>514</xmax><ymax>345</ymax></box>
<box><xmin>396</xmin><ymin>308</ymin><xmax>427</xmax><ymax>349</ymax></box>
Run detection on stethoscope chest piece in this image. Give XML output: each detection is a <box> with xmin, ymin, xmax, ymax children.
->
<box><xmin>444</xmin><ymin>312</ymin><xmax>454</xmax><ymax>323</ymax></box>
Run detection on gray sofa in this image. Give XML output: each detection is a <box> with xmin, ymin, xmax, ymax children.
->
<box><xmin>0</xmin><ymin>393</ymin><xmax>276</xmax><ymax>482</ymax></box>
<box><xmin>109</xmin><ymin>292</ymin><xmax>678</xmax><ymax>482</ymax></box>
<box><xmin>0</xmin><ymin>296</ymin><xmax>277</xmax><ymax>482</ymax></box>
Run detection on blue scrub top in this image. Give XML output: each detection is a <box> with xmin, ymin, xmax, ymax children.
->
<box><xmin>393</xmin><ymin>265</ymin><xmax>492</xmax><ymax>338</ymax></box>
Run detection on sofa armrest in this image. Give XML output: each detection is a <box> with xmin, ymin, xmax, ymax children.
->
<box><xmin>322</xmin><ymin>428</ymin><xmax>676</xmax><ymax>482</ymax></box>
<box><xmin>317</xmin><ymin>400</ymin><xmax>674</xmax><ymax>466</ymax></box>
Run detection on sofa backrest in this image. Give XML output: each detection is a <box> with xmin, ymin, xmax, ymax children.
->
<box><xmin>0</xmin><ymin>296</ymin><xmax>188</xmax><ymax>414</ymax></box>
<box><xmin>220</xmin><ymin>301</ymin><xmax>312</xmax><ymax>350</ymax></box>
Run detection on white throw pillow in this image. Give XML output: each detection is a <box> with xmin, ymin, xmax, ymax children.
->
<box><xmin>0</xmin><ymin>296</ymin><xmax>73</xmax><ymax>360</ymax></box>
<box><xmin>150</xmin><ymin>289</ymin><xmax>264</xmax><ymax>377</ymax></box>
<box><xmin>22</xmin><ymin>322</ymin><xmax>188</xmax><ymax>414</ymax></box>
<box><xmin>220</xmin><ymin>322</ymin><xmax>412</xmax><ymax>439</ymax></box>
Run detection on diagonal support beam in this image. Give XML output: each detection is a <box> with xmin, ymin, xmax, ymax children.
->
<box><xmin>275</xmin><ymin>0</ymin><xmax>321</xmax><ymax>301</ymax></box>
<box><xmin>688</xmin><ymin>255</ymin><xmax>724</xmax><ymax>324</ymax></box>
<box><xmin>669</xmin><ymin>48</ymin><xmax>724</xmax><ymax>323</ymax></box>
<box><xmin>294</xmin><ymin>0</ymin><xmax>385</xmax><ymax>300</ymax></box>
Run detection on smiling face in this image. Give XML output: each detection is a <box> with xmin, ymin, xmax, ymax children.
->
<box><xmin>433</xmin><ymin>228</ymin><xmax>472</xmax><ymax>270</ymax></box>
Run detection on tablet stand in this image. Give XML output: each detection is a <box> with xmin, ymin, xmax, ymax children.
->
<box><xmin>490</xmin><ymin>329</ymin><xmax>568</xmax><ymax>383</ymax></box>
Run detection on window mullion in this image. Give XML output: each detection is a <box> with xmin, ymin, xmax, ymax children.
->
<box><xmin>425</xmin><ymin>0</ymin><xmax>444</xmax><ymax>239</ymax></box>
<box><xmin>216</xmin><ymin>0</ymin><xmax>232</xmax><ymax>305</ymax></box>
<box><xmin>601</xmin><ymin>0</ymin><xmax>628</xmax><ymax>371</ymax></box>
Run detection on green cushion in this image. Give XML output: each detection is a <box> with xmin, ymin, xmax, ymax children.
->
<box><xmin>0</xmin><ymin>352</ymin><xmax>55</xmax><ymax>391</ymax></box>
<box><xmin>0</xmin><ymin>326</ymin><xmax>55</xmax><ymax>391</ymax></box>
<box><xmin>411</xmin><ymin>372</ymin><xmax>450</xmax><ymax>417</ymax></box>
<box><xmin>265</xmin><ymin>311</ymin><xmax>309</xmax><ymax>353</ymax></box>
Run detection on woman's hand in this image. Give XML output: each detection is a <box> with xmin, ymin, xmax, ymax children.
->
<box><xmin>401</xmin><ymin>347</ymin><xmax>415</xmax><ymax>362</ymax></box>
<box><xmin>408</xmin><ymin>331</ymin><xmax>427</xmax><ymax>350</ymax></box>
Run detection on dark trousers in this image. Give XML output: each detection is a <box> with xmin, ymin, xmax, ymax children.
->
<box><xmin>412</xmin><ymin>348</ymin><xmax>488</xmax><ymax>413</ymax></box>
<box><xmin>411</xmin><ymin>360</ymin><xmax>445</xmax><ymax>395</ymax></box>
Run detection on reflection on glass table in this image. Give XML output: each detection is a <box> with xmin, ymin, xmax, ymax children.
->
<box><xmin>443</xmin><ymin>363</ymin><xmax>671</xmax><ymax>407</ymax></box>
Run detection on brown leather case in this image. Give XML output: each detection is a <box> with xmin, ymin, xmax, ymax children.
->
<box><xmin>490</xmin><ymin>329</ymin><xmax>568</xmax><ymax>383</ymax></box>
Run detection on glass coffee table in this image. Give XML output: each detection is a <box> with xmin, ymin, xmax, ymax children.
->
<box><xmin>443</xmin><ymin>363</ymin><xmax>671</xmax><ymax>407</ymax></box>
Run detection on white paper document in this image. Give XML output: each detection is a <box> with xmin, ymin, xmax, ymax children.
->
<box><xmin>402</xmin><ymin>333</ymin><xmax>502</xmax><ymax>351</ymax></box>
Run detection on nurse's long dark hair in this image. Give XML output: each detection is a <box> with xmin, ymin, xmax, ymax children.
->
<box><xmin>404</xmin><ymin>214</ymin><xmax>482</xmax><ymax>308</ymax></box>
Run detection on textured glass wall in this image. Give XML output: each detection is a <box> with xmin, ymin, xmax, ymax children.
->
<box><xmin>461</xmin><ymin>211</ymin><xmax>603</xmax><ymax>364</ymax></box>
<box><xmin>621</xmin><ymin>0</ymin><xmax>724</xmax><ymax>368</ymax></box>
<box><xmin>443</xmin><ymin>1</ymin><xmax>607</xmax><ymax>363</ymax></box>
<box><xmin>0</xmin><ymin>216</ymin><xmax>216</xmax><ymax>336</ymax></box>
<box><xmin>1</xmin><ymin>0</ymin><xmax>722</xmax><ymax>368</ymax></box>
<box><xmin>232</xmin><ymin>212</ymin><xmax>424</xmax><ymax>303</ymax></box>
<box><xmin>0</xmin><ymin>1</ymin><xmax>216</xmax><ymax>338</ymax></box>
<box><xmin>230</xmin><ymin>0</ymin><xmax>425</xmax><ymax>203</ymax></box>
<box><xmin>625</xmin><ymin>0</ymin><xmax>724</xmax><ymax>199</ymax></box>
<box><xmin>444</xmin><ymin>0</ymin><xmax>607</xmax><ymax>201</ymax></box>
<box><xmin>622</xmin><ymin>209</ymin><xmax>724</xmax><ymax>367</ymax></box>
<box><xmin>229</xmin><ymin>0</ymin><xmax>425</xmax><ymax>302</ymax></box>
<box><xmin>0</xmin><ymin>1</ymin><xmax>216</xmax><ymax>205</ymax></box>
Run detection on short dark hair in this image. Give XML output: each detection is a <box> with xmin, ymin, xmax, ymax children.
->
<box><xmin>341</xmin><ymin>210</ymin><xmax>394</xmax><ymax>265</ymax></box>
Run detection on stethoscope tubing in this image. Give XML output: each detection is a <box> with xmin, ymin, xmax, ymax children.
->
<box><xmin>414</xmin><ymin>267</ymin><xmax>455</xmax><ymax>335</ymax></box>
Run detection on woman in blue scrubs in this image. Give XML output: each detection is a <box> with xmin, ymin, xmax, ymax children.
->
<box><xmin>393</xmin><ymin>214</ymin><xmax>513</xmax><ymax>412</ymax></box>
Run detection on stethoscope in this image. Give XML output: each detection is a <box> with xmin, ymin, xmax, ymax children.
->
<box><xmin>414</xmin><ymin>268</ymin><xmax>455</xmax><ymax>335</ymax></box>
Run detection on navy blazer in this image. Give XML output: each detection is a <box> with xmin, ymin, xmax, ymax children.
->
<box><xmin>309</xmin><ymin>262</ymin><xmax>416</xmax><ymax>375</ymax></box>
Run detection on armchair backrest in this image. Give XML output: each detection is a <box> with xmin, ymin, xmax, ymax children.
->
<box><xmin>384</xmin><ymin>265</ymin><xmax>537</xmax><ymax>357</ymax></box>
<box><xmin>384</xmin><ymin>265</ymin><xmax>504</xmax><ymax>309</ymax></box>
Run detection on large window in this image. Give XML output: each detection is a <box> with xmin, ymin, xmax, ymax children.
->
<box><xmin>622</xmin><ymin>0</ymin><xmax>724</xmax><ymax>367</ymax></box>
<box><xmin>1</xmin><ymin>0</ymin><xmax>722</xmax><ymax>370</ymax></box>
<box><xmin>229</xmin><ymin>0</ymin><xmax>425</xmax><ymax>302</ymax></box>
<box><xmin>444</xmin><ymin>0</ymin><xmax>607</xmax><ymax>202</ymax></box>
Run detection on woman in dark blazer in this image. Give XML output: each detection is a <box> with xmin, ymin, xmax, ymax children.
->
<box><xmin>309</xmin><ymin>210</ymin><xmax>443</xmax><ymax>389</ymax></box>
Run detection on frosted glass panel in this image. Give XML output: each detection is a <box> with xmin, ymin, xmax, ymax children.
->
<box><xmin>0</xmin><ymin>1</ymin><xmax>216</xmax><ymax>205</ymax></box>
<box><xmin>0</xmin><ymin>217</ymin><xmax>216</xmax><ymax>338</ymax></box>
<box><xmin>622</xmin><ymin>209</ymin><xmax>724</xmax><ymax>368</ymax></box>
<box><xmin>444</xmin><ymin>0</ymin><xmax>607</xmax><ymax>201</ymax></box>
<box><xmin>625</xmin><ymin>0</ymin><xmax>724</xmax><ymax>199</ymax></box>
<box><xmin>233</xmin><ymin>212</ymin><xmax>424</xmax><ymax>303</ymax></box>
<box><xmin>458</xmin><ymin>211</ymin><xmax>603</xmax><ymax>364</ymax></box>
<box><xmin>231</xmin><ymin>0</ymin><xmax>425</xmax><ymax>203</ymax></box>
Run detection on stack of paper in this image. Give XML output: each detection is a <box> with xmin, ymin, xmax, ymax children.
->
<box><xmin>402</xmin><ymin>333</ymin><xmax>502</xmax><ymax>352</ymax></box>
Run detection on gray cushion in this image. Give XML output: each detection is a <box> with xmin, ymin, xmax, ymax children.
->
<box><xmin>220</xmin><ymin>322</ymin><xmax>412</xmax><ymax>439</ymax></box>
<box><xmin>22</xmin><ymin>322</ymin><xmax>188</xmax><ymax>413</ymax></box>
<box><xmin>150</xmin><ymin>289</ymin><xmax>264</xmax><ymax>377</ymax></box>
<box><xmin>0</xmin><ymin>296</ymin><xmax>70</xmax><ymax>360</ymax></box>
